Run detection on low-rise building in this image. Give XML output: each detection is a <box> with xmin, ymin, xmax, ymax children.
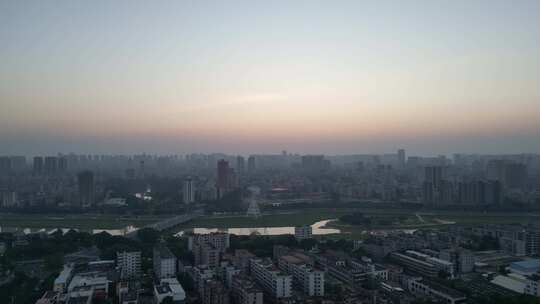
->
<box><xmin>188</xmin><ymin>232</ymin><xmax>230</xmax><ymax>253</ymax></box>
<box><xmin>279</xmin><ymin>254</ymin><xmax>324</xmax><ymax>297</ymax></box>
<box><xmin>407</xmin><ymin>277</ymin><xmax>466</xmax><ymax>304</ymax></box>
<box><xmin>250</xmin><ymin>258</ymin><xmax>292</xmax><ymax>299</ymax></box>
<box><xmin>201</xmin><ymin>279</ymin><xmax>229</xmax><ymax>304</ymax></box>
<box><xmin>54</xmin><ymin>264</ymin><xmax>74</xmax><ymax>293</ymax></box>
<box><xmin>439</xmin><ymin>248</ymin><xmax>474</xmax><ymax>274</ymax></box>
<box><xmin>154</xmin><ymin>277</ymin><xmax>186</xmax><ymax>304</ymax></box>
<box><xmin>294</xmin><ymin>226</ymin><xmax>313</xmax><ymax>241</ymax></box>
<box><xmin>232</xmin><ymin>275</ymin><xmax>263</xmax><ymax>304</ymax></box>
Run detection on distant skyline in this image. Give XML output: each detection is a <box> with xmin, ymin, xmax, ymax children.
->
<box><xmin>1</xmin><ymin>1</ymin><xmax>539</xmax><ymax>156</ymax></box>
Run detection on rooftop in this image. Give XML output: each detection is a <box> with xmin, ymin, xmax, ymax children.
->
<box><xmin>155</xmin><ymin>244</ymin><xmax>176</xmax><ymax>259</ymax></box>
<box><xmin>511</xmin><ymin>259</ymin><xmax>540</xmax><ymax>270</ymax></box>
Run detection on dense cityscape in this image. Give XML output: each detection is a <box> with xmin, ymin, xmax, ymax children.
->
<box><xmin>1</xmin><ymin>151</ymin><xmax>540</xmax><ymax>304</ymax></box>
<box><xmin>2</xmin><ymin>1</ymin><xmax>540</xmax><ymax>303</ymax></box>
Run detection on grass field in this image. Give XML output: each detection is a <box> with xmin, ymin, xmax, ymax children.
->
<box><xmin>2</xmin><ymin>208</ymin><xmax>540</xmax><ymax>232</ymax></box>
<box><xmin>0</xmin><ymin>213</ymin><xmax>170</xmax><ymax>230</ymax></box>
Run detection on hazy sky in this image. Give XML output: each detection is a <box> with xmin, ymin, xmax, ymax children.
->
<box><xmin>1</xmin><ymin>0</ymin><xmax>539</xmax><ymax>156</ymax></box>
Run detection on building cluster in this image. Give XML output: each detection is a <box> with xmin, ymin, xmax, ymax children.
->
<box><xmin>1</xmin><ymin>151</ymin><xmax>540</xmax><ymax>211</ymax></box>
<box><xmin>31</xmin><ymin>243</ymin><xmax>186</xmax><ymax>304</ymax></box>
<box><xmin>8</xmin><ymin>220</ymin><xmax>540</xmax><ymax>304</ymax></box>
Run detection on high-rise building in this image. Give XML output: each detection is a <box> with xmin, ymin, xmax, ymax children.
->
<box><xmin>0</xmin><ymin>157</ymin><xmax>11</xmax><ymax>175</ymax></box>
<box><xmin>10</xmin><ymin>156</ymin><xmax>26</xmax><ymax>172</ymax></box>
<box><xmin>424</xmin><ymin>166</ymin><xmax>443</xmax><ymax>189</ymax></box>
<box><xmin>301</xmin><ymin>155</ymin><xmax>330</xmax><ymax>171</ymax></box>
<box><xmin>116</xmin><ymin>251</ymin><xmax>142</xmax><ymax>279</ymax></box>
<box><xmin>33</xmin><ymin>156</ymin><xmax>43</xmax><ymax>174</ymax></box>
<box><xmin>77</xmin><ymin>170</ymin><xmax>95</xmax><ymax>208</ymax></box>
<box><xmin>247</xmin><ymin>156</ymin><xmax>256</xmax><ymax>174</ymax></box>
<box><xmin>217</xmin><ymin>159</ymin><xmax>229</xmax><ymax>186</ymax></box>
<box><xmin>486</xmin><ymin>160</ymin><xmax>506</xmax><ymax>183</ymax></box>
<box><xmin>457</xmin><ymin>180</ymin><xmax>501</xmax><ymax>206</ymax></box>
<box><xmin>217</xmin><ymin>159</ymin><xmax>229</xmax><ymax>198</ymax></box>
<box><xmin>44</xmin><ymin>156</ymin><xmax>58</xmax><ymax>175</ymax></box>
<box><xmin>236</xmin><ymin>156</ymin><xmax>245</xmax><ymax>175</ymax></box>
<box><xmin>183</xmin><ymin>177</ymin><xmax>195</xmax><ymax>204</ymax></box>
<box><xmin>504</xmin><ymin>163</ymin><xmax>527</xmax><ymax>189</ymax></box>
<box><xmin>398</xmin><ymin>149</ymin><xmax>406</xmax><ymax>168</ymax></box>
<box><xmin>58</xmin><ymin>157</ymin><xmax>68</xmax><ymax>172</ymax></box>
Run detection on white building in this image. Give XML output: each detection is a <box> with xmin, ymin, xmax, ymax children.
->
<box><xmin>250</xmin><ymin>258</ymin><xmax>292</xmax><ymax>299</ymax></box>
<box><xmin>117</xmin><ymin>251</ymin><xmax>141</xmax><ymax>279</ymax></box>
<box><xmin>68</xmin><ymin>272</ymin><xmax>111</xmax><ymax>300</ymax></box>
<box><xmin>154</xmin><ymin>278</ymin><xmax>186</xmax><ymax>304</ymax></box>
<box><xmin>154</xmin><ymin>245</ymin><xmax>177</xmax><ymax>279</ymax></box>
<box><xmin>183</xmin><ymin>178</ymin><xmax>195</xmax><ymax>204</ymax></box>
<box><xmin>279</xmin><ymin>255</ymin><xmax>324</xmax><ymax>297</ymax></box>
<box><xmin>294</xmin><ymin>226</ymin><xmax>313</xmax><ymax>241</ymax></box>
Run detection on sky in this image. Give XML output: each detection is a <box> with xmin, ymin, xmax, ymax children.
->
<box><xmin>1</xmin><ymin>0</ymin><xmax>539</xmax><ymax>156</ymax></box>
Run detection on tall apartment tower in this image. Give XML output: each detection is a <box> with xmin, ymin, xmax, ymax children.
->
<box><xmin>44</xmin><ymin>156</ymin><xmax>58</xmax><ymax>175</ymax></box>
<box><xmin>183</xmin><ymin>177</ymin><xmax>195</xmax><ymax>204</ymax></box>
<box><xmin>398</xmin><ymin>149</ymin><xmax>406</xmax><ymax>168</ymax></box>
<box><xmin>33</xmin><ymin>156</ymin><xmax>44</xmax><ymax>174</ymax></box>
<box><xmin>217</xmin><ymin>159</ymin><xmax>230</xmax><ymax>198</ymax></box>
<box><xmin>247</xmin><ymin>156</ymin><xmax>256</xmax><ymax>174</ymax></box>
<box><xmin>77</xmin><ymin>170</ymin><xmax>95</xmax><ymax>208</ymax></box>
<box><xmin>236</xmin><ymin>156</ymin><xmax>245</xmax><ymax>175</ymax></box>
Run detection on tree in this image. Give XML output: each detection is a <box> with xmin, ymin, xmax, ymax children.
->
<box><xmin>137</xmin><ymin>228</ymin><xmax>160</xmax><ymax>245</ymax></box>
<box><xmin>44</xmin><ymin>253</ymin><xmax>64</xmax><ymax>272</ymax></box>
<box><xmin>438</xmin><ymin>270</ymin><xmax>450</xmax><ymax>280</ymax></box>
<box><xmin>161</xmin><ymin>296</ymin><xmax>174</xmax><ymax>304</ymax></box>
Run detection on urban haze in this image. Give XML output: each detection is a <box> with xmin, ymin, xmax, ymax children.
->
<box><xmin>1</xmin><ymin>1</ymin><xmax>540</xmax><ymax>304</ymax></box>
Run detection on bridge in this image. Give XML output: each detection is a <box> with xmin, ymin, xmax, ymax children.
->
<box><xmin>126</xmin><ymin>211</ymin><xmax>201</xmax><ymax>238</ymax></box>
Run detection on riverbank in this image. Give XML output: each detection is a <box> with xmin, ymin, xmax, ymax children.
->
<box><xmin>0</xmin><ymin>213</ymin><xmax>169</xmax><ymax>230</ymax></box>
<box><xmin>2</xmin><ymin>208</ymin><xmax>540</xmax><ymax>232</ymax></box>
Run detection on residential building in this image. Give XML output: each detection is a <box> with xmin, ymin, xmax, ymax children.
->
<box><xmin>407</xmin><ymin>277</ymin><xmax>466</xmax><ymax>304</ymax></box>
<box><xmin>154</xmin><ymin>244</ymin><xmax>177</xmax><ymax>279</ymax></box>
<box><xmin>232</xmin><ymin>275</ymin><xmax>263</xmax><ymax>304</ymax></box>
<box><xmin>202</xmin><ymin>279</ymin><xmax>229</xmax><ymax>304</ymax></box>
<box><xmin>250</xmin><ymin>258</ymin><xmax>292</xmax><ymax>299</ymax></box>
<box><xmin>294</xmin><ymin>226</ymin><xmax>313</xmax><ymax>241</ymax></box>
<box><xmin>117</xmin><ymin>251</ymin><xmax>141</xmax><ymax>279</ymax></box>
<box><xmin>188</xmin><ymin>232</ymin><xmax>230</xmax><ymax>253</ymax></box>
<box><xmin>183</xmin><ymin>177</ymin><xmax>195</xmax><ymax>204</ymax></box>
<box><xmin>279</xmin><ymin>254</ymin><xmax>324</xmax><ymax>297</ymax></box>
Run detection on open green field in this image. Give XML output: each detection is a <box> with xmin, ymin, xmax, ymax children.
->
<box><xmin>422</xmin><ymin>213</ymin><xmax>540</xmax><ymax>225</ymax></box>
<box><xmin>2</xmin><ymin>208</ymin><xmax>540</xmax><ymax>232</ymax></box>
<box><xmin>0</xmin><ymin>213</ymin><xmax>170</xmax><ymax>230</ymax></box>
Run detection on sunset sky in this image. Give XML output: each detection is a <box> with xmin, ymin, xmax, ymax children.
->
<box><xmin>1</xmin><ymin>0</ymin><xmax>539</xmax><ymax>155</ymax></box>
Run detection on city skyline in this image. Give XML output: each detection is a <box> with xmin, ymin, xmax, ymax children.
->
<box><xmin>1</xmin><ymin>0</ymin><xmax>540</xmax><ymax>155</ymax></box>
